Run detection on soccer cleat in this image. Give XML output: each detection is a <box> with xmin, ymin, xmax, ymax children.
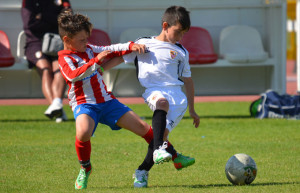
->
<box><xmin>55</xmin><ymin>109</ymin><xmax>68</xmax><ymax>123</ymax></box>
<box><xmin>75</xmin><ymin>167</ymin><xmax>92</xmax><ymax>190</ymax></box>
<box><xmin>153</xmin><ymin>141</ymin><xmax>172</xmax><ymax>164</ymax></box>
<box><xmin>173</xmin><ymin>153</ymin><xmax>195</xmax><ymax>170</ymax></box>
<box><xmin>44</xmin><ymin>100</ymin><xmax>63</xmax><ymax>119</ymax></box>
<box><xmin>133</xmin><ymin>169</ymin><xmax>148</xmax><ymax>188</ymax></box>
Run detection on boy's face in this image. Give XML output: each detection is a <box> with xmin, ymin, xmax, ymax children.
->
<box><xmin>164</xmin><ymin>22</ymin><xmax>188</xmax><ymax>44</ymax></box>
<box><xmin>66</xmin><ymin>30</ymin><xmax>89</xmax><ymax>52</ymax></box>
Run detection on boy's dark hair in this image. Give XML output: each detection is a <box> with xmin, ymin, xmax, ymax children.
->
<box><xmin>162</xmin><ymin>6</ymin><xmax>190</xmax><ymax>31</ymax></box>
<box><xmin>58</xmin><ymin>11</ymin><xmax>93</xmax><ymax>39</ymax></box>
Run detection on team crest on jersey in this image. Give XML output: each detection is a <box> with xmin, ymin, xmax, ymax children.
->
<box><xmin>170</xmin><ymin>50</ymin><xmax>177</xmax><ymax>59</ymax></box>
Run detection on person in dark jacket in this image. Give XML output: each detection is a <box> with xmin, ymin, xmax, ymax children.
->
<box><xmin>21</xmin><ymin>0</ymin><xmax>72</xmax><ymax>122</ymax></box>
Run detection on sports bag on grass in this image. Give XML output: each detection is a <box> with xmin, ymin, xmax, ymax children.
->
<box><xmin>42</xmin><ymin>33</ymin><xmax>63</xmax><ymax>56</ymax></box>
<box><xmin>250</xmin><ymin>90</ymin><xmax>300</xmax><ymax>119</ymax></box>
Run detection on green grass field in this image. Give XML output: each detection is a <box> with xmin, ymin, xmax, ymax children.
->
<box><xmin>0</xmin><ymin>101</ymin><xmax>299</xmax><ymax>193</ymax></box>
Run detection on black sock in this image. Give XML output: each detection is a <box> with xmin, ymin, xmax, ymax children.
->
<box><xmin>166</xmin><ymin>142</ymin><xmax>177</xmax><ymax>156</ymax></box>
<box><xmin>152</xmin><ymin>109</ymin><xmax>167</xmax><ymax>150</ymax></box>
<box><xmin>138</xmin><ymin>140</ymin><xmax>154</xmax><ymax>171</ymax></box>
<box><xmin>79</xmin><ymin>160</ymin><xmax>91</xmax><ymax>172</ymax></box>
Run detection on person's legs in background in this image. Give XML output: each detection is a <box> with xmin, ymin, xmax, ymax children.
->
<box><xmin>25</xmin><ymin>44</ymin><xmax>67</xmax><ymax>122</ymax></box>
<box><xmin>51</xmin><ymin>60</ymin><xmax>67</xmax><ymax>123</ymax></box>
<box><xmin>36</xmin><ymin>58</ymin><xmax>67</xmax><ymax>122</ymax></box>
<box><xmin>36</xmin><ymin>58</ymin><xmax>54</xmax><ymax>104</ymax></box>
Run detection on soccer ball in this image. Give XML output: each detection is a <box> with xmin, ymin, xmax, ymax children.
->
<box><xmin>225</xmin><ymin>153</ymin><xmax>257</xmax><ymax>185</ymax></box>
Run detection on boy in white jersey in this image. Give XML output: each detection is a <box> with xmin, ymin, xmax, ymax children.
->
<box><xmin>57</xmin><ymin>11</ymin><xmax>175</xmax><ymax>190</ymax></box>
<box><xmin>103</xmin><ymin>6</ymin><xmax>200</xmax><ymax>188</ymax></box>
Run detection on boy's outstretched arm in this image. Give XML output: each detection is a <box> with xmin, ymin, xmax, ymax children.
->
<box><xmin>102</xmin><ymin>56</ymin><xmax>124</xmax><ymax>71</ymax></box>
<box><xmin>183</xmin><ymin>77</ymin><xmax>200</xmax><ymax>128</ymax></box>
<box><xmin>101</xmin><ymin>43</ymin><xmax>145</xmax><ymax>71</ymax></box>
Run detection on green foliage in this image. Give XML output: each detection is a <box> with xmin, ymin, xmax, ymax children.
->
<box><xmin>0</xmin><ymin>102</ymin><xmax>299</xmax><ymax>192</ymax></box>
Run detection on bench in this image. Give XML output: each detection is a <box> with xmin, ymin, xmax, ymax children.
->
<box><xmin>103</xmin><ymin>58</ymin><xmax>276</xmax><ymax>96</ymax></box>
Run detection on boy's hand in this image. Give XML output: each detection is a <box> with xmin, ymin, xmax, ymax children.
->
<box><xmin>190</xmin><ymin>111</ymin><xmax>200</xmax><ymax>128</ymax></box>
<box><xmin>131</xmin><ymin>44</ymin><xmax>146</xmax><ymax>54</ymax></box>
<box><xmin>96</xmin><ymin>50</ymin><xmax>112</xmax><ymax>62</ymax></box>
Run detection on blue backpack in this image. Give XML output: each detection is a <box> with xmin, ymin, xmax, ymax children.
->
<box><xmin>250</xmin><ymin>90</ymin><xmax>300</xmax><ymax>119</ymax></box>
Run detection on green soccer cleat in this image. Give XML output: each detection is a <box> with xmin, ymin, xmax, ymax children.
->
<box><xmin>173</xmin><ymin>153</ymin><xmax>195</xmax><ymax>170</ymax></box>
<box><xmin>133</xmin><ymin>169</ymin><xmax>148</xmax><ymax>188</ymax></box>
<box><xmin>75</xmin><ymin>167</ymin><xmax>92</xmax><ymax>190</ymax></box>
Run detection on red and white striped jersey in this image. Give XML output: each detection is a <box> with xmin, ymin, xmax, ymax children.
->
<box><xmin>58</xmin><ymin>42</ymin><xmax>133</xmax><ymax>111</ymax></box>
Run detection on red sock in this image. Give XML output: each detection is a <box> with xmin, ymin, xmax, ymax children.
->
<box><xmin>167</xmin><ymin>141</ymin><xmax>178</xmax><ymax>161</ymax></box>
<box><xmin>172</xmin><ymin>153</ymin><xmax>178</xmax><ymax>161</ymax></box>
<box><xmin>75</xmin><ymin>137</ymin><xmax>92</xmax><ymax>172</ymax></box>
<box><xmin>142</xmin><ymin>126</ymin><xmax>153</xmax><ymax>144</ymax></box>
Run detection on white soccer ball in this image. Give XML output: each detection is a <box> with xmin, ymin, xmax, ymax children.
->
<box><xmin>225</xmin><ymin>153</ymin><xmax>257</xmax><ymax>185</ymax></box>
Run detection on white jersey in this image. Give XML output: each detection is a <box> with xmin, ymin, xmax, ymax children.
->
<box><xmin>123</xmin><ymin>37</ymin><xmax>191</xmax><ymax>89</ymax></box>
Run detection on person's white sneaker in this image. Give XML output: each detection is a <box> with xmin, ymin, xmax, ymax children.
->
<box><xmin>55</xmin><ymin>109</ymin><xmax>68</xmax><ymax>123</ymax></box>
<box><xmin>153</xmin><ymin>141</ymin><xmax>172</xmax><ymax>164</ymax></box>
<box><xmin>44</xmin><ymin>99</ymin><xmax>63</xmax><ymax>119</ymax></box>
<box><xmin>133</xmin><ymin>169</ymin><xmax>148</xmax><ymax>188</ymax></box>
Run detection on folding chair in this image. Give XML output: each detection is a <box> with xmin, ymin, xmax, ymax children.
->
<box><xmin>16</xmin><ymin>30</ymin><xmax>28</xmax><ymax>64</ymax></box>
<box><xmin>0</xmin><ymin>30</ymin><xmax>15</xmax><ymax>67</ymax></box>
<box><xmin>88</xmin><ymin>28</ymin><xmax>111</xmax><ymax>46</ymax></box>
<box><xmin>179</xmin><ymin>26</ymin><xmax>218</xmax><ymax>64</ymax></box>
<box><xmin>219</xmin><ymin>25</ymin><xmax>268</xmax><ymax>63</ymax></box>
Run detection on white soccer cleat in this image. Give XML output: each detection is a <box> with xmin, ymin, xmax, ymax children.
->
<box><xmin>44</xmin><ymin>99</ymin><xmax>63</xmax><ymax>119</ymax></box>
<box><xmin>153</xmin><ymin>141</ymin><xmax>172</xmax><ymax>164</ymax></box>
<box><xmin>133</xmin><ymin>169</ymin><xmax>148</xmax><ymax>188</ymax></box>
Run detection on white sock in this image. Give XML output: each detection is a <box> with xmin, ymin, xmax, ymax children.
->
<box><xmin>52</xmin><ymin>98</ymin><xmax>62</xmax><ymax>105</ymax></box>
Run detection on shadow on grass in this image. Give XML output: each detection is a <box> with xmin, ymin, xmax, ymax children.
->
<box><xmin>140</xmin><ymin>115</ymin><xmax>252</xmax><ymax>120</ymax></box>
<box><xmin>89</xmin><ymin>181</ymin><xmax>299</xmax><ymax>190</ymax></box>
<box><xmin>191</xmin><ymin>115</ymin><xmax>251</xmax><ymax>119</ymax></box>
<box><xmin>0</xmin><ymin>115</ymin><xmax>252</xmax><ymax>122</ymax></box>
<box><xmin>158</xmin><ymin>181</ymin><xmax>300</xmax><ymax>188</ymax></box>
<box><xmin>0</xmin><ymin>119</ymin><xmax>75</xmax><ymax>123</ymax></box>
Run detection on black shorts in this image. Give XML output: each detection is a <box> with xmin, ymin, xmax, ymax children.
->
<box><xmin>25</xmin><ymin>42</ymin><xmax>58</xmax><ymax>69</ymax></box>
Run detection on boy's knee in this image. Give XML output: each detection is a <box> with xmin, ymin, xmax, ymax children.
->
<box><xmin>76</xmin><ymin>132</ymin><xmax>91</xmax><ymax>142</ymax></box>
<box><xmin>156</xmin><ymin>98</ymin><xmax>169</xmax><ymax>111</ymax></box>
